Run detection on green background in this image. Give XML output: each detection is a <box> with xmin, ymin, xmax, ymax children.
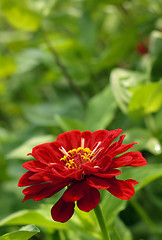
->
<box><xmin>0</xmin><ymin>0</ymin><xmax>162</xmax><ymax>239</ymax></box>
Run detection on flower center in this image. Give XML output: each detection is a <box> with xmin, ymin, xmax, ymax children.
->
<box><xmin>59</xmin><ymin>140</ymin><xmax>103</xmax><ymax>169</ymax></box>
<box><xmin>60</xmin><ymin>147</ymin><xmax>92</xmax><ymax>169</ymax></box>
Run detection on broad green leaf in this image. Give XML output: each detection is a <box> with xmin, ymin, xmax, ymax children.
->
<box><xmin>6</xmin><ymin>135</ymin><xmax>54</xmax><ymax>160</ymax></box>
<box><xmin>2</xmin><ymin>4</ymin><xmax>41</xmax><ymax>31</ymax></box>
<box><xmin>128</xmin><ymin>82</ymin><xmax>162</xmax><ymax>118</ymax></box>
<box><xmin>66</xmin><ymin>230</ymin><xmax>99</xmax><ymax>240</ymax></box>
<box><xmin>0</xmin><ymin>209</ymin><xmax>66</xmax><ymax>229</ymax></box>
<box><xmin>79</xmin><ymin>12</ymin><xmax>96</xmax><ymax>51</ymax></box>
<box><xmin>0</xmin><ymin>225</ymin><xmax>39</xmax><ymax>240</ymax></box>
<box><xmin>55</xmin><ymin>115</ymin><xmax>87</xmax><ymax>132</ymax></box>
<box><xmin>110</xmin><ymin>68</ymin><xmax>146</xmax><ymax>113</ymax></box>
<box><xmin>85</xmin><ymin>86</ymin><xmax>117</xmax><ymax>131</ymax></box>
<box><xmin>121</xmin><ymin>164</ymin><xmax>162</xmax><ymax>191</ymax></box>
<box><xmin>0</xmin><ymin>56</ymin><xmax>16</xmax><ymax>78</ymax></box>
<box><xmin>124</xmin><ymin>128</ymin><xmax>162</xmax><ymax>155</ymax></box>
<box><xmin>22</xmin><ymin>98</ymin><xmax>83</xmax><ymax>126</ymax></box>
<box><xmin>100</xmin><ymin>190</ymin><xmax>127</xmax><ymax>227</ymax></box>
<box><xmin>68</xmin><ymin>209</ymin><xmax>99</xmax><ymax>240</ymax></box>
<box><xmin>96</xmin><ymin>28</ymin><xmax>137</xmax><ymax>71</ymax></box>
<box><xmin>15</xmin><ymin>48</ymin><xmax>43</xmax><ymax>74</ymax></box>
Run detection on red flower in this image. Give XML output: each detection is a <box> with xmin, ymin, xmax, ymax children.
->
<box><xmin>18</xmin><ymin>129</ymin><xmax>147</xmax><ymax>223</ymax></box>
<box><xmin>136</xmin><ymin>42</ymin><xmax>148</xmax><ymax>55</ymax></box>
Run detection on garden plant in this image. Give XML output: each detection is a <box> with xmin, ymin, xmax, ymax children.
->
<box><xmin>0</xmin><ymin>0</ymin><xmax>162</xmax><ymax>240</ymax></box>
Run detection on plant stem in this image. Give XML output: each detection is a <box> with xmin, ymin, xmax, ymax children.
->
<box><xmin>43</xmin><ymin>32</ymin><xmax>86</xmax><ymax>108</ymax></box>
<box><xmin>94</xmin><ymin>204</ymin><xmax>111</xmax><ymax>240</ymax></box>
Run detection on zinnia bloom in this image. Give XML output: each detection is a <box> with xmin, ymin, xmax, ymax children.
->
<box><xmin>18</xmin><ymin>129</ymin><xmax>147</xmax><ymax>223</ymax></box>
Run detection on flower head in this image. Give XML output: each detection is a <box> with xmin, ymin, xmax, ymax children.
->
<box><xmin>18</xmin><ymin>129</ymin><xmax>147</xmax><ymax>223</ymax></box>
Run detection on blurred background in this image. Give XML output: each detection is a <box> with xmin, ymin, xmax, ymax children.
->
<box><xmin>0</xmin><ymin>0</ymin><xmax>162</xmax><ymax>239</ymax></box>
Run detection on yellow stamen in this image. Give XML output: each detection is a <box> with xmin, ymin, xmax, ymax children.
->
<box><xmin>59</xmin><ymin>144</ymin><xmax>103</xmax><ymax>169</ymax></box>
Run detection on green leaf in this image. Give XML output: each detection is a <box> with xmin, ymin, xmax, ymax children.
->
<box><xmin>85</xmin><ymin>86</ymin><xmax>117</xmax><ymax>131</ymax></box>
<box><xmin>110</xmin><ymin>68</ymin><xmax>146</xmax><ymax>113</ymax></box>
<box><xmin>100</xmin><ymin>190</ymin><xmax>127</xmax><ymax>227</ymax></box>
<box><xmin>55</xmin><ymin>115</ymin><xmax>87</xmax><ymax>132</ymax></box>
<box><xmin>0</xmin><ymin>208</ymin><xmax>67</xmax><ymax>229</ymax></box>
<box><xmin>128</xmin><ymin>82</ymin><xmax>162</xmax><ymax>118</ymax></box>
<box><xmin>6</xmin><ymin>135</ymin><xmax>54</xmax><ymax>160</ymax></box>
<box><xmin>22</xmin><ymin>98</ymin><xmax>83</xmax><ymax>126</ymax></box>
<box><xmin>68</xmin><ymin>209</ymin><xmax>99</xmax><ymax>240</ymax></box>
<box><xmin>0</xmin><ymin>56</ymin><xmax>16</xmax><ymax>78</ymax></box>
<box><xmin>124</xmin><ymin>128</ymin><xmax>162</xmax><ymax>155</ymax></box>
<box><xmin>79</xmin><ymin>12</ymin><xmax>96</xmax><ymax>51</ymax></box>
<box><xmin>2</xmin><ymin>3</ymin><xmax>41</xmax><ymax>31</ymax></box>
<box><xmin>0</xmin><ymin>225</ymin><xmax>39</xmax><ymax>240</ymax></box>
<box><xmin>121</xmin><ymin>164</ymin><xmax>162</xmax><ymax>191</ymax></box>
<box><xmin>96</xmin><ymin>28</ymin><xmax>137</xmax><ymax>71</ymax></box>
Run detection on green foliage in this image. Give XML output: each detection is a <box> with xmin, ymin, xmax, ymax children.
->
<box><xmin>0</xmin><ymin>0</ymin><xmax>162</xmax><ymax>239</ymax></box>
<box><xmin>6</xmin><ymin>135</ymin><xmax>54</xmax><ymax>159</ymax></box>
<box><xmin>85</xmin><ymin>86</ymin><xmax>117</xmax><ymax>131</ymax></box>
<box><xmin>124</xmin><ymin>128</ymin><xmax>161</xmax><ymax>155</ymax></box>
<box><xmin>0</xmin><ymin>225</ymin><xmax>40</xmax><ymax>240</ymax></box>
<box><xmin>1</xmin><ymin>0</ymin><xmax>41</xmax><ymax>31</ymax></box>
<box><xmin>129</xmin><ymin>82</ymin><xmax>162</xmax><ymax>118</ymax></box>
<box><xmin>0</xmin><ymin>208</ymin><xmax>66</xmax><ymax>229</ymax></box>
<box><xmin>0</xmin><ymin>56</ymin><xmax>16</xmax><ymax>78</ymax></box>
<box><xmin>110</xmin><ymin>68</ymin><xmax>147</xmax><ymax>113</ymax></box>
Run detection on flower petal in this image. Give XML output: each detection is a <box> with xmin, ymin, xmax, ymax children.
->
<box><xmin>109</xmin><ymin>151</ymin><xmax>147</xmax><ymax>168</ymax></box>
<box><xmin>107</xmin><ymin>178</ymin><xmax>139</xmax><ymax>200</ymax></box>
<box><xmin>22</xmin><ymin>160</ymin><xmax>46</xmax><ymax>172</ymax></box>
<box><xmin>95</xmin><ymin>155</ymin><xmax>112</xmax><ymax>171</ymax></box>
<box><xmin>87</xmin><ymin>176</ymin><xmax>111</xmax><ymax>189</ymax></box>
<box><xmin>107</xmin><ymin>135</ymin><xmax>136</xmax><ymax>158</ymax></box>
<box><xmin>81</xmin><ymin>131</ymin><xmax>92</xmax><ymax>148</ymax></box>
<box><xmin>82</xmin><ymin>164</ymin><xmax>100</xmax><ymax>175</ymax></box>
<box><xmin>56</xmin><ymin>130</ymin><xmax>81</xmax><ymax>151</ymax></box>
<box><xmin>62</xmin><ymin>181</ymin><xmax>86</xmax><ymax>202</ymax></box>
<box><xmin>77</xmin><ymin>186</ymin><xmax>100</xmax><ymax>212</ymax></box>
<box><xmin>22</xmin><ymin>182</ymin><xmax>69</xmax><ymax>201</ymax></box>
<box><xmin>33</xmin><ymin>183</ymin><xmax>68</xmax><ymax>201</ymax></box>
<box><xmin>64</xmin><ymin>168</ymin><xmax>83</xmax><ymax>181</ymax></box>
<box><xmin>93</xmin><ymin>169</ymin><xmax>122</xmax><ymax>178</ymax></box>
<box><xmin>28</xmin><ymin>142</ymin><xmax>62</xmax><ymax>165</ymax></box>
<box><xmin>91</xmin><ymin>129</ymin><xmax>123</xmax><ymax>150</ymax></box>
<box><xmin>18</xmin><ymin>171</ymin><xmax>44</xmax><ymax>187</ymax></box>
<box><xmin>51</xmin><ymin>198</ymin><xmax>75</xmax><ymax>223</ymax></box>
<box><xmin>106</xmin><ymin>134</ymin><xmax>126</xmax><ymax>154</ymax></box>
